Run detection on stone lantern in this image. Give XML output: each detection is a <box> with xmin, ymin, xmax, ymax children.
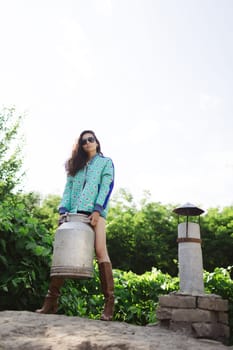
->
<box><xmin>173</xmin><ymin>202</ymin><xmax>205</xmax><ymax>295</ymax></box>
<box><xmin>156</xmin><ymin>202</ymin><xmax>230</xmax><ymax>342</ymax></box>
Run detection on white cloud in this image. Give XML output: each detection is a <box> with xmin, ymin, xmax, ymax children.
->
<box><xmin>128</xmin><ymin>119</ymin><xmax>160</xmax><ymax>145</ymax></box>
<box><xmin>201</xmin><ymin>150</ymin><xmax>233</xmax><ymax>169</ymax></box>
<box><xmin>56</xmin><ymin>18</ymin><xmax>94</xmax><ymax>81</ymax></box>
<box><xmin>200</xmin><ymin>94</ymin><xmax>223</xmax><ymax>112</ymax></box>
<box><xmin>94</xmin><ymin>0</ymin><xmax>112</xmax><ymax>16</ymax></box>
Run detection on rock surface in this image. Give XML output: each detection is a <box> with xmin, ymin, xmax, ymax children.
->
<box><xmin>0</xmin><ymin>311</ymin><xmax>232</xmax><ymax>350</ymax></box>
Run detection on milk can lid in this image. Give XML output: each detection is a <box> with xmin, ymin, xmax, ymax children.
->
<box><xmin>173</xmin><ymin>202</ymin><xmax>204</xmax><ymax>216</ymax></box>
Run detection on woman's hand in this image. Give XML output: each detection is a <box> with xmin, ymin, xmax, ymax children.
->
<box><xmin>89</xmin><ymin>211</ymin><xmax>100</xmax><ymax>226</ymax></box>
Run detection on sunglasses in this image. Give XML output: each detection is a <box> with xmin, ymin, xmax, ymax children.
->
<box><xmin>81</xmin><ymin>136</ymin><xmax>96</xmax><ymax>146</ymax></box>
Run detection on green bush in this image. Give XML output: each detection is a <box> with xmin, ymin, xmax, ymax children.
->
<box><xmin>113</xmin><ymin>268</ymin><xmax>179</xmax><ymax>324</ymax></box>
<box><xmin>58</xmin><ymin>263</ymin><xmax>179</xmax><ymax>325</ymax></box>
<box><xmin>0</xmin><ymin>195</ymin><xmax>53</xmax><ymax>310</ymax></box>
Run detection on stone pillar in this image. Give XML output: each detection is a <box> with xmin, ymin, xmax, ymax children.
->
<box><xmin>178</xmin><ymin>222</ymin><xmax>204</xmax><ymax>294</ymax></box>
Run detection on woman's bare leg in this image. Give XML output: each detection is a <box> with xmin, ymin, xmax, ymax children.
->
<box><xmin>94</xmin><ymin>216</ymin><xmax>110</xmax><ymax>263</ymax></box>
<box><xmin>93</xmin><ymin>216</ymin><xmax>114</xmax><ymax>321</ymax></box>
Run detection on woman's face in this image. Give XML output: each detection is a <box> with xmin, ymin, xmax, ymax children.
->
<box><xmin>80</xmin><ymin>133</ymin><xmax>98</xmax><ymax>154</ymax></box>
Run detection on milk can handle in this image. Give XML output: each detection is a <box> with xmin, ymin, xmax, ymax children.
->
<box><xmin>58</xmin><ymin>212</ymin><xmax>69</xmax><ymax>225</ymax></box>
<box><xmin>63</xmin><ymin>212</ymin><xmax>69</xmax><ymax>222</ymax></box>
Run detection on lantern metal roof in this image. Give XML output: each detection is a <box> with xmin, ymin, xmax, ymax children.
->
<box><xmin>173</xmin><ymin>202</ymin><xmax>204</xmax><ymax>216</ymax></box>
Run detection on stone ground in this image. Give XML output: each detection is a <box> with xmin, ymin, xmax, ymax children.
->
<box><xmin>0</xmin><ymin>311</ymin><xmax>232</xmax><ymax>350</ymax></box>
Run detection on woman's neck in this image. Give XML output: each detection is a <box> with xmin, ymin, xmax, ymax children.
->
<box><xmin>87</xmin><ymin>151</ymin><xmax>97</xmax><ymax>161</ymax></box>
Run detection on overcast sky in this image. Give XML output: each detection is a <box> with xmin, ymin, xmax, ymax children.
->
<box><xmin>1</xmin><ymin>0</ymin><xmax>233</xmax><ymax>210</ymax></box>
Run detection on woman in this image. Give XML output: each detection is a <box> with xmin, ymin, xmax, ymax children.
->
<box><xmin>36</xmin><ymin>130</ymin><xmax>115</xmax><ymax>321</ymax></box>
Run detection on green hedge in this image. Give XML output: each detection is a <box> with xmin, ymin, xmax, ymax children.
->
<box><xmin>58</xmin><ymin>263</ymin><xmax>179</xmax><ymax>324</ymax></box>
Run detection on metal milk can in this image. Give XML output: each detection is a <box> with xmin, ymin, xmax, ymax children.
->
<box><xmin>50</xmin><ymin>213</ymin><xmax>95</xmax><ymax>279</ymax></box>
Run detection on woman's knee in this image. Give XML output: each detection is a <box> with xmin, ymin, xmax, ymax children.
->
<box><xmin>95</xmin><ymin>246</ymin><xmax>110</xmax><ymax>263</ymax></box>
<box><xmin>95</xmin><ymin>247</ymin><xmax>109</xmax><ymax>261</ymax></box>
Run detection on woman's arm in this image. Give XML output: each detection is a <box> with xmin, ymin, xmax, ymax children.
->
<box><xmin>58</xmin><ymin>176</ymin><xmax>73</xmax><ymax>214</ymax></box>
<box><xmin>94</xmin><ymin>159</ymin><xmax>114</xmax><ymax>214</ymax></box>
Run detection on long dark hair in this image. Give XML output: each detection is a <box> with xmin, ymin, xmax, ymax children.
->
<box><xmin>66</xmin><ymin>130</ymin><xmax>102</xmax><ymax>176</ymax></box>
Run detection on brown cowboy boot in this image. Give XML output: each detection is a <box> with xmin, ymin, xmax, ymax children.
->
<box><xmin>35</xmin><ymin>277</ymin><xmax>64</xmax><ymax>314</ymax></box>
<box><xmin>99</xmin><ymin>262</ymin><xmax>114</xmax><ymax>321</ymax></box>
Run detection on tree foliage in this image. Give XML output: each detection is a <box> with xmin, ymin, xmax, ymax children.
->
<box><xmin>107</xmin><ymin>190</ymin><xmax>179</xmax><ymax>276</ymax></box>
<box><xmin>106</xmin><ymin>190</ymin><xmax>233</xmax><ymax>277</ymax></box>
<box><xmin>0</xmin><ymin>107</ymin><xmax>24</xmax><ymax>199</ymax></box>
<box><xmin>0</xmin><ymin>107</ymin><xmax>55</xmax><ymax>310</ymax></box>
<box><xmin>201</xmin><ymin>207</ymin><xmax>233</xmax><ymax>273</ymax></box>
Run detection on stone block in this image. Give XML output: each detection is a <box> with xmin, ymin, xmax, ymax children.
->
<box><xmin>158</xmin><ymin>294</ymin><xmax>196</xmax><ymax>308</ymax></box>
<box><xmin>192</xmin><ymin>322</ymin><xmax>230</xmax><ymax>340</ymax></box>
<box><xmin>169</xmin><ymin>321</ymin><xmax>193</xmax><ymax>335</ymax></box>
<box><xmin>218</xmin><ymin>312</ymin><xmax>229</xmax><ymax>325</ymax></box>
<box><xmin>198</xmin><ymin>296</ymin><xmax>228</xmax><ymax>311</ymax></box>
<box><xmin>156</xmin><ymin>307</ymin><xmax>172</xmax><ymax>320</ymax></box>
<box><xmin>171</xmin><ymin>309</ymin><xmax>218</xmax><ymax>323</ymax></box>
